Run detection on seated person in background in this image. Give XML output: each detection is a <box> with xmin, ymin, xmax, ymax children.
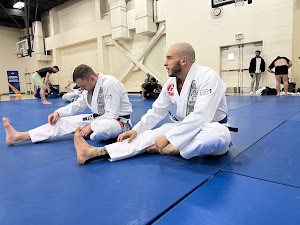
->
<box><xmin>48</xmin><ymin>82</ymin><xmax>59</xmax><ymax>98</ymax></box>
<box><xmin>140</xmin><ymin>78</ymin><xmax>149</xmax><ymax>94</ymax></box>
<box><xmin>34</xmin><ymin>82</ymin><xmax>58</xmax><ymax>99</ymax></box>
<box><xmin>62</xmin><ymin>81</ymin><xmax>82</xmax><ymax>102</ymax></box>
<box><xmin>146</xmin><ymin>73</ymin><xmax>155</xmax><ymax>81</ymax></box>
<box><xmin>141</xmin><ymin>78</ymin><xmax>162</xmax><ymax>100</ymax></box>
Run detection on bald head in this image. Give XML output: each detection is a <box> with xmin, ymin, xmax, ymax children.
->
<box><xmin>170</xmin><ymin>42</ymin><xmax>196</xmax><ymax>64</ymax></box>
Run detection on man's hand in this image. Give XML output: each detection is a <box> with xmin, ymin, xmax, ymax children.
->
<box><xmin>80</xmin><ymin>124</ymin><xmax>93</xmax><ymax>138</ymax></box>
<box><xmin>250</xmin><ymin>73</ymin><xmax>253</xmax><ymax>78</ymax></box>
<box><xmin>117</xmin><ymin>130</ymin><xmax>137</xmax><ymax>143</ymax></box>
<box><xmin>48</xmin><ymin>111</ymin><xmax>59</xmax><ymax>125</ymax></box>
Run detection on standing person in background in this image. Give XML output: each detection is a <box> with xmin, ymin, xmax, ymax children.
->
<box><xmin>249</xmin><ymin>50</ymin><xmax>265</xmax><ymax>95</ymax></box>
<box><xmin>32</xmin><ymin>66</ymin><xmax>59</xmax><ymax>104</ymax></box>
<box><xmin>267</xmin><ymin>56</ymin><xmax>293</xmax><ymax>96</ymax></box>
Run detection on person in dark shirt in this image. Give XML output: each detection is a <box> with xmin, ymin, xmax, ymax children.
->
<box><xmin>249</xmin><ymin>50</ymin><xmax>265</xmax><ymax>94</ymax></box>
<box><xmin>141</xmin><ymin>77</ymin><xmax>162</xmax><ymax>100</ymax></box>
<box><xmin>267</xmin><ymin>56</ymin><xmax>292</xmax><ymax>96</ymax></box>
<box><xmin>32</xmin><ymin>66</ymin><xmax>59</xmax><ymax>104</ymax></box>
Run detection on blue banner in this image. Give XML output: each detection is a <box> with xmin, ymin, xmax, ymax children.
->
<box><xmin>7</xmin><ymin>71</ymin><xmax>21</xmax><ymax>94</ymax></box>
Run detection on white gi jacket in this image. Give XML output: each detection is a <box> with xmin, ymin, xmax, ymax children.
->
<box><xmin>56</xmin><ymin>73</ymin><xmax>132</xmax><ymax>119</ymax></box>
<box><xmin>133</xmin><ymin>63</ymin><xmax>228</xmax><ymax>150</ymax></box>
<box><xmin>29</xmin><ymin>73</ymin><xmax>132</xmax><ymax>143</ymax></box>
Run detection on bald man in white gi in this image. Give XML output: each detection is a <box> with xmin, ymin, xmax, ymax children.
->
<box><xmin>74</xmin><ymin>42</ymin><xmax>231</xmax><ymax>164</ymax></box>
<box><xmin>3</xmin><ymin>64</ymin><xmax>132</xmax><ymax>145</ymax></box>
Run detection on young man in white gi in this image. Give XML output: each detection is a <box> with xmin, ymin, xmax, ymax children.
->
<box><xmin>74</xmin><ymin>42</ymin><xmax>231</xmax><ymax>164</ymax></box>
<box><xmin>3</xmin><ymin>64</ymin><xmax>132</xmax><ymax>145</ymax></box>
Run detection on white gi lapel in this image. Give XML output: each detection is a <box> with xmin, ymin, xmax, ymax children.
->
<box><xmin>176</xmin><ymin>64</ymin><xmax>197</xmax><ymax>118</ymax></box>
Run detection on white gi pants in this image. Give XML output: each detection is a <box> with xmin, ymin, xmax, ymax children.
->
<box><xmin>106</xmin><ymin>122</ymin><xmax>231</xmax><ymax>162</ymax></box>
<box><xmin>62</xmin><ymin>92</ymin><xmax>81</xmax><ymax>102</ymax></box>
<box><xmin>28</xmin><ymin>114</ymin><xmax>131</xmax><ymax>142</ymax></box>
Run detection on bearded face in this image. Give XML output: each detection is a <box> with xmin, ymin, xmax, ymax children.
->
<box><xmin>169</xmin><ymin>60</ymin><xmax>182</xmax><ymax>77</ymax></box>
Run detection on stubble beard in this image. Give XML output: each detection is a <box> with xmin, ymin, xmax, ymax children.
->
<box><xmin>169</xmin><ymin>61</ymin><xmax>182</xmax><ymax>77</ymax></box>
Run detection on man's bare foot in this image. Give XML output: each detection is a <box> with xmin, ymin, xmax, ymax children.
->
<box><xmin>147</xmin><ymin>143</ymin><xmax>179</xmax><ymax>155</ymax></box>
<box><xmin>161</xmin><ymin>144</ymin><xmax>180</xmax><ymax>155</ymax></box>
<box><xmin>3</xmin><ymin>117</ymin><xmax>22</xmax><ymax>146</ymax></box>
<box><xmin>74</xmin><ymin>127</ymin><xmax>108</xmax><ymax>164</ymax></box>
<box><xmin>42</xmin><ymin>101</ymin><xmax>52</xmax><ymax>104</ymax></box>
<box><xmin>147</xmin><ymin>144</ymin><xmax>159</xmax><ymax>153</ymax></box>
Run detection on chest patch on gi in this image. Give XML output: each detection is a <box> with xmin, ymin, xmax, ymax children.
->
<box><xmin>187</xmin><ymin>80</ymin><xmax>198</xmax><ymax>116</ymax></box>
<box><xmin>97</xmin><ymin>87</ymin><xmax>105</xmax><ymax>116</ymax></box>
<box><xmin>167</xmin><ymin>83</ymin><xmax>175</xmax><ymax>96</ymax></box>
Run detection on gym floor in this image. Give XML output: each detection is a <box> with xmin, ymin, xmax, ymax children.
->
<box><xmin>0</xmin><ymin>95</ymin><xmax>300</xmax><ymax>225</ymax></box>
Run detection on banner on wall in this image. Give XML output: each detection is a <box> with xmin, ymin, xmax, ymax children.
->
<box><xmin>7</xmin><ymin>71</ymin><xmax>21</xmax><ymax>94</ymax></box>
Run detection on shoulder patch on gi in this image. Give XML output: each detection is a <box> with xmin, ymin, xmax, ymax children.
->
<box><xmin>167</xmin><ymin>83</ymin><xmax>175</xmax><ymax>96</ymax></box>
<box><xmin>199</xmin><ymin>89</ymin><xmax>212</xmax><ymax>96</ymax></box>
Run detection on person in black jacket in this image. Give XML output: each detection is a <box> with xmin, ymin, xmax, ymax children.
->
<box><xmin>249</xmin><ymin>50</ymin><xmax>265</xmax><ymax>94</ymax></box>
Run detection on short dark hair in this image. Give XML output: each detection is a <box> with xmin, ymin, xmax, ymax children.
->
<box><xmin>255</xmin><ymin>50</ymin><xmax>261</xmax><ymax>54</ymax></box>
<box><xmin>150</xmin><ymin>78</ymin><xmax>157</xmax><ymax>82</ymax></box>
<box><xmin>73</xmin><ymin>64</ymin><xmax>96</xmax><ymax>82</ymax></box>
<box><xmin>53</xmin><ymin>66</ymin><xmax>59</xmax><ymax>71</ymax></box>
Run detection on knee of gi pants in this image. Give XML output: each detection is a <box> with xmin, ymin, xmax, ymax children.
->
<box><xmin>207</xmin><ymin>124</ymin><xmax>231</xmax><ymax>156</ymax></box>
<box><xmin>90</xmin><ymin>119</ymin><xmax>122</xmax><ymax>141</ymax></box>
<box><xmin>179</xmin><ymin>123</ymin><xmax>231</xmax><ymax>159</ymax></box>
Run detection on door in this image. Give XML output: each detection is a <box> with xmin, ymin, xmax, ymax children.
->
<box><xmin>220</xmin><ymin>42</ymin><xmax>263</xmax><ymax>93</ymax></box>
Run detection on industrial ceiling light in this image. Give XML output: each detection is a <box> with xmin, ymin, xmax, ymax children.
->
<box><xmin>13</xmin><ymin>1</ymin><xmax>25</xmax><ymax>9</ymax></box>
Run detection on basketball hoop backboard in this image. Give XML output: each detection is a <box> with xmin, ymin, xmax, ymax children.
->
<box><xmin>16</xmin><ymin>39</ymin><xmax>29</xmax><ymax>57</ymax></box>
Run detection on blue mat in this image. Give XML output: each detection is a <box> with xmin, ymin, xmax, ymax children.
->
<box><xmin>0</xmin><ymin>154</ymin><xmax>217</xmax><ymax>225</ymax></box>
<box><xmin>153</xmin><ymin>172</ymin><xmax>300</xmax><ymax>225</ymax></box>
<box><xmin>162</xmin><ymin>116</ymin><xmax>284</xmax><ymax>169</ymax></box>
<box><xmin>228</xmin><ymin>101</ymin><xmax>300</xmax><ymax>120</ymax></box>
<box><xmin>289</xmin><ymin>111</ymin><xmax>300</xmax><ymax>121</ymax></box>
<box><xmin>1</xmin><ymin>95</ymin><xmax>300</xmax><ymax>225</ymax></box>
<box><xmin>226</xmin><ymin>95</ymin><xmax>263</xmax><ymax>110</ymax></box>
<box><xmin>223</xmin><ymin>121</ymin><xmax>300</xmax><ymax>187</ymax></box>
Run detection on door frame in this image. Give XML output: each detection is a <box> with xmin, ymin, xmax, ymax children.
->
<box><xmin>220</xmin><ymin>41</ymin><xmax>263</xmax><ymax>94</ymax></box>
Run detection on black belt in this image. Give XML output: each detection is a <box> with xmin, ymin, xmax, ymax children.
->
<box><xmin>117</xmin><ymin>115</ymin><xmax>130</xmax><ymax>120</ymax></box>
<box><xmin>83</xmin><ymin>114</ymin><xmax>130</xmax><ymax>121</ymax></box>
<box><xmin>82</xmin><ymin>114</ymin><xmax>101</xmax><ymax>121</ymax></box>
<box><xmin>219</xmin><ymin>116</ymin><xmax>238</xmax><ymax>132</ymax></box>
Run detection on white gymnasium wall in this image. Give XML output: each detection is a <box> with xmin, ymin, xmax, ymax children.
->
<box><xmin>104</xmin><ymin>33</ymin><xmax>166</xmax><ymax>92</ymax></box>
<box><xmin>0</xmin><ymin>26</ymin><xmax>41</xmax><ymax>95</ymax></box>
<box><xmin>60</xmin><ymin>40</ymin><xmax>99</xmax><ymax>88</ymax></box>
<box><xmin>1</xmin><ymin>0</ymin><xmax>299</xmax><ymax>95</ymax></box>
<box><xmin>292</xmin><ymin>0</ymin><xmax>300</xmax><ymax>86</ymax></box>
<box><xmin>57</xmin><ymin>0</ymin><xmax>96</xmax><ymax>33</ymax></box>
<box><xmin>165</xmin><ymin>0</ymin><xmax>295</xmax><ymax>89</ymax></box>
<box><xmin>43</xmin><ymin>0</ymin><xmax>166</xmax><ymax>92</ymax></box>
